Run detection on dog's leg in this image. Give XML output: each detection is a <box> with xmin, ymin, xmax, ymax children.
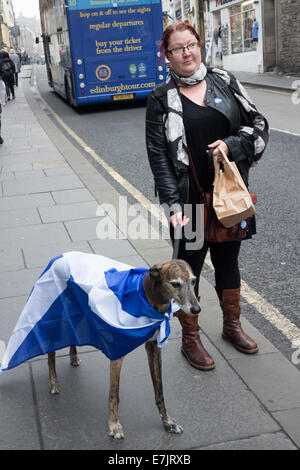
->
<box><xmin>48</xmin><ymin>351</ymin><xmax>59</xmax><ymax>394</ymax></box>
<box><xmin>69</xmin><ymin>345</ymin><xmax>80</xmax><ymax>366</ymax></box>
<box><xmin>108</xmin><ymin>357</ymin><xmax>124</xmax><ymax>439</ymax></box>
<box><xmin>145</xmin><ymin>341</ymin><xmax>183</xmax><ymax>434</ymax></box>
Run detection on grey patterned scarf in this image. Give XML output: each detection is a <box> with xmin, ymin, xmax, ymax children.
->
<box><xmin>164</xmin><ymin>63</ymin><xmax>207</xmax><ymax>170</ymax></box>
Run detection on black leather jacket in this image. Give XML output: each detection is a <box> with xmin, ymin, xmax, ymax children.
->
<box><xmin>146</xmin><ymin>69</ymin><xmax>269</xmax><ymax>212</ymax></box>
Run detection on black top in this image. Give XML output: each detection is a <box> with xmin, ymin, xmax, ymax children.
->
<box><xmin>181</xmin><ymin>93</ymin><xmax>230</xmax><ymax>199</ymax></box>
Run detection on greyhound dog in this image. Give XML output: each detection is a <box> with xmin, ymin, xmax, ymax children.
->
<box><xmin>47</xmin><ymin>259</ymin><xmax>200</xmax><ymax>439</ymax></box>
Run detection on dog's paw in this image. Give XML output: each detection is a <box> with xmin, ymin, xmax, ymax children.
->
<box><xmin>108</xmin><ymin>422</ymin><xmax>125</xmax><ymax>439</ymax></box>
<box><xmin>163</xmin><ymin>418</ymin><xmax>183</xmax><ymax>434</ymax></box>
<box><xmin>70</xmin><ymin>356</ymin><xmax>80</xmax><ymax>367</ymax></box>
<box><xmin>49</xmin><ymin>384</ymin><xmax>59</xmax><ymax>395</ymax></box>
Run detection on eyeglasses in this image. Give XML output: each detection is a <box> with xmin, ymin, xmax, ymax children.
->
<box><xmin>168</xmin><ymin>41</ymin><xmax>199</xmax><ymax>56</ymax></box>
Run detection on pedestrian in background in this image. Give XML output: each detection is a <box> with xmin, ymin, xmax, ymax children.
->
<box><xmin>9</xmin><ymin>48</ymin><xmax>21</xmax><ymax>87</ymax></box>
<box><xmin>0</xmin><ymin>74</ymin><xmax>7</xmax><ymax>143</ymax></box>
<box><xmin>16</xmin><ymin>48</ymin><xmax>22</xmax><ymax>66</ymax></box>
<box><xmin>146</xmin><ymin>22</ymin><xmax>269</xmax><ymax>370</ymax></box>
<box><xmin>0</xmin><ymin>50</ymin><xmax>15</xmax><ymax>100</ymax></box>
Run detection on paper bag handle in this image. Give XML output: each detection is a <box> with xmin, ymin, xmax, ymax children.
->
<box><xmin>213</xmin><ymin>146</ymin><xmax>231</xmax><ymax>172</ymax></box>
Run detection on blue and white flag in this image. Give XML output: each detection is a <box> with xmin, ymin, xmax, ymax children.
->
<box><xmin>1</xmin><ymin>252</ymin><xmax>179</xmax><ymax>372</ymax></box>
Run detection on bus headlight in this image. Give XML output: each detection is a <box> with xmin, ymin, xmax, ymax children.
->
<box><xmin>77</xmin><ymin>59</ymin><xmax>83</xmax><ymax>65</ymax></box>
<box><xmin>158</xmin><ymin>66</ymin><xmax>163</xmax><ymax>71</ymax></box>
<box><xmin>159</xmin><ymin>75</ymin><xmax>164</xmax><ymax>81</ymax></box>
<box><xmin>80</xmin><ymin>82</ymin><xmax>85</xmax><ymax>88</ymax></box>
<box><xmin>78</xmin><ymin>73</ymin><xmax>84</xmax><ymax>79</ymax></box>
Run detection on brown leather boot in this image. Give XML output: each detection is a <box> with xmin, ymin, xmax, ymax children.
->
<box><xmin>175</xmin><ymin>309</ymin><xmax>215</xmax><ymax>370</ymax></box>
<box><xmin>220</xmin><ymin>288</ymin><xmax>259</xmax><ymax>354</ymax></box>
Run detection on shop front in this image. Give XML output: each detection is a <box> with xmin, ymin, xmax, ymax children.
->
<box><xmin>207</xmin><ymin>0</ymin><xmax>264</xmax><ymax>73</ymax></box>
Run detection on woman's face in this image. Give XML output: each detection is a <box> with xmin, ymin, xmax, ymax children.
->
<box><xmin>167</xmin><ymin>30</ymin><xmax>201</xmax><ymax>77</ymax></box>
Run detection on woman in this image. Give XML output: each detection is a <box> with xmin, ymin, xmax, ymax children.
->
<box><xmin>0</xmin><ymin>51</ymin><xmax>15</xmax><ymax>100</ymax></box>
<box><xmin>0</xmin><ymin>72</ymin><xmax>7</xmax><ymax>144</ymax></box>
<box><xmin>146</xmin><ymin>22</ymin><xmax>269</xmax><ymax>370</ymax></box>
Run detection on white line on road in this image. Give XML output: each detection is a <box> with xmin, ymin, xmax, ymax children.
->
<box><xmin>33</xmin><ymin>74</ymin><xmax>300</xmax><ymax>345</ymax></box>
<box><xmin>270</xmin><ymin>127</ymin><xmax>300</xmax><ymax>138</ymax></box>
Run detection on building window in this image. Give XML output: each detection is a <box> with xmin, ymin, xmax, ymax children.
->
<box><xmin>230</xmin><ymin>1</ymin><xmax>257</xmax><ymax>54</ymax></box>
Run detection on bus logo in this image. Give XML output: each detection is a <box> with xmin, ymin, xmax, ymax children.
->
<box><xmin>96</xmin><ymin>65</ymin><xmax>111</xmax><ymax>81</ymax></box>
<box><xmin>129</xmin><ymin>64</ymin><xmax>137</xmax><ymax>75</ymax></box>
<box><xmin>138</xmin><ymin>63</ymin><xmax>146</xmax><ymax>74</ymax></box>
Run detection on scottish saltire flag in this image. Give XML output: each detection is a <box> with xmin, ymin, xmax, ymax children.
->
<box><xmin>1</xmin><ymin>252</ymin><xmax>179</xmax><ymax>373</ymax></box>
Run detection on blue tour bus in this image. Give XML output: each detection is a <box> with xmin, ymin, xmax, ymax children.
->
<box><xmin>39</xmin><ymin>0</ymin><xmax>166</xmax><ymax>106</ymax></box>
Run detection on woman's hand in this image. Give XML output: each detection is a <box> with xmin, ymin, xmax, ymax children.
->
<box><xmin>170</xmin><ymin>211</ymin><xmax>190</xmax><ymax>228</ymax></box>
<box><xmin>206</xmin><ymin>140</ymin><xmax>229</xmax><ymax>162</ymax></box>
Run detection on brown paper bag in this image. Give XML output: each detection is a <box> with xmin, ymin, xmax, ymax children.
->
<box><xmin>213</xmin><ymin>148</ymin><xmax>256</xmax><ymax>228</ymax></box>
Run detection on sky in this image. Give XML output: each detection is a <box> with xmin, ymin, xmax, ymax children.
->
<box><xmin>12</xmin><ymin>0</ymin><xmax>40</xmax><ymax>18</ymax></box>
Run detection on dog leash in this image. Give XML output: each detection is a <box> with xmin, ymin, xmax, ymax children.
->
<box><xmin>172</xmin><ymin>224</ymin><xmax>181</xmax><ymax>259</ymax></box>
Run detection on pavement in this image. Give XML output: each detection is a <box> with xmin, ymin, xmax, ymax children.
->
<box><xmin>0</xmin><ymin>66</ymin><xmax>300</xmax><ymax>450</ymax></box>
<box><xmin>232</xmin><ymin>70</ymin><xmax>300</xmax><ymax>93</ymax></box>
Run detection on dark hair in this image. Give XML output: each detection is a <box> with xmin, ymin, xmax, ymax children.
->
<box><xmin>160</xmin><ymin>22</ymin><xmax>201</xmax><ymax>58</ymax></box>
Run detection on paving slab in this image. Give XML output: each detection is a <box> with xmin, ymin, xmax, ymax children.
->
<box><xmin>43</xmin><ymin>167</ymin><xmax>74</xmax><ymax>177</ymax></box>
<box><xmin>0</xmin><ymin>267</ymin><xmax>43</xmax><ymax>298</ymax></box>
<box><xmin>114</xmin><ymin>254</ymin><xmax>149</xmax><ymax>268</ymax></box>
<box><xmin>64</xmin><ymin>217</ymin><xmax>124</xmax><ymax>242</ymax></box>
<box><xmin>1</xmin><ymin>139</ymin><xmax>32</xmax><ymax>149</ymax></box>
<box><xmin>234</xmin><ymin>71</ymin><xmax>299</xmax><ymax>92</ymax></box>
<box><xmin>0</xmin><ymin>364</ymin><xmax>40</xmax><ymax>450</ymax></box>
<box><xmin>38</xmin><ymin>201</ymin><xmax>99</xmax><ymax>223</ymax></box>
<box><xmin>0</xmin><ymin>172</ymin><xmax>15</xmax><ymax>182</ymax></box>
<box><xmin>89</xmin><ymin>238</ymin><xmax>138</xmax><ymax>258</ymax></box>
<box><xmin>0</xmin><ymin>223</ymin><xmax>71</xmax><ymax>250</ymax></box>
<box><xmin>14</xmin><ymin>169</ymin><xmax>46</xmax><ymax>179</ymax></box>
<box><xmin>2</xmin><ymin>174</ymin><xmax>84</xmax><ymax>196</ymax></box>
<box><xmin>0</xmin><ymin>296</ymin><xmax>28</xmax><ymax>340</ymax></box>
<box><xmin>229</xmin><ymin>353</ymin><xmax>300</xmax><ymax>412</ymax></box>
<box><xmin>23</xmin><ymin>241</ymin><xmax>93</xmax><ymax>269</ymax></box>
<box><xmin>130</xmin><ymin>237</ymin><xmax>171</xmax><ymax>252</ymax></box>
<box><xmin>0</xmin><ymin>193</ymin><xmax>54</xmax><ymax>211</ymax></box>
<box><xmin>198</xmin><ymin>432</ymin><xmax>297</xmax><ymax>450</ymax></box>
<box><xmin>137</xmin><ymin>246</ymin><xmax>173</xmax><ymax>266</ymax></box>
<box><xmin>32</xmin><ymin>161</ymin><xmax>69</xmax><ymax>170</ymax></box>
<box><xmin>0</xmin><ymin>249</ymin><xmax>25</xmax><ymax>273</ymax></box>
<box><xmin>51</xmin><ymin>188</ymin><xmax>95</xmax><ymax>205</ymax></box>
<box><xmin>78</xmin><ymin>171</ymin><xmax>115</xmax><ymax>195</ymax></box>
<box><xmin>70</xmin><ymin>163</ymin><xmax>98</xmax><ymax>175</ymax></box>
<box><xmin>1</xmin><ymin>157</ymin><xmax>41</xmax><ymax>171</ymax></box>
<box><xmin>272</xmin><ymin>408</ymin><xmax>300</xmax><ymax>448</ymax></box>
<box><xmin>0</xmin><ymin>208</ymin><xmax>41</xmax><ymax>229</ymax></box>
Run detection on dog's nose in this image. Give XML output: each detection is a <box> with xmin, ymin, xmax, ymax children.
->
<box><xmin>191</xmin><ymin>305</ymin><xmax>201</xmax><ymax>315</ymax></box>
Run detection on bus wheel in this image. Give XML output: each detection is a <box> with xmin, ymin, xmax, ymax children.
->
<box><xmin>48</xmin><ymin>70</ymin><xmax>53</xmax><ymax>88</ymax></box>
<box><xmin>65</xmin><ymin>79</ymin><xmax>71</xmax><ymax>105</ymax></box>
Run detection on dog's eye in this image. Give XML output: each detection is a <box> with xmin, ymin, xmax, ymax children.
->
<box><xmin>170</xmin><ymin>281</ymin><xmax>181</xmax><ymax>288</ymax></box>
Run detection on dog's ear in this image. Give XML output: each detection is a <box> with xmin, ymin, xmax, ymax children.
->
<box><xmin>149</xmin><ymin>264</ymin><xmax>163</xmax><ymax>282</ymax></box>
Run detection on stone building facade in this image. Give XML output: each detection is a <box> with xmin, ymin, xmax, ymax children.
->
<box><xmin>0</xmin><ymin>0</ymin><xmax>15</xmax><ymax>48</ymax></box>
<box><xmin>275</xmin><ymin>0</ymin><xmax>300</xmax><ymax>74</ymax></box>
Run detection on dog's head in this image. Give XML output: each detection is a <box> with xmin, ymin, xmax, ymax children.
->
<box><xmin>149</xmin><ymin>259</ymin><xmax>200</xmax><ymax>315</ymax></box>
